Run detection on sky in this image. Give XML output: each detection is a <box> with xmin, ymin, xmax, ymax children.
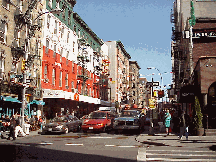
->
<box><xmin>73</xmin><ymin>0</ymin><xmax>174</xmax><ymax>89</ymax></box>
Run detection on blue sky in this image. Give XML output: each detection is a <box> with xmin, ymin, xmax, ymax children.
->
<box><xmin>74</xmin><ymin>0</ymin><xmax>174</xmax><ymax>89</ymax></box>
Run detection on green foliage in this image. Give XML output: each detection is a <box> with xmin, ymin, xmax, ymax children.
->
<box><xmin>193</xmin><ymin>96</ymin><xmax>203</xmax><ymax>129</ymax></box>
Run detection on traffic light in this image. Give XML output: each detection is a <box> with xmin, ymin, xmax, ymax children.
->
<box><xmin>158</xmin><ymin>90</ymin><xmax>164</xmax><ymax>98</ymax></box>
<box><xmin>21</xmin><ymin>59</ymin><xmax>26</xmax><ymax>71</ymax></box>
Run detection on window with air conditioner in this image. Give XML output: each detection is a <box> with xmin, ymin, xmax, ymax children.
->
<box><xmin>59</xmin><ymin>71</ymin><xmax>62</xmax><ymax>87</ymax></box>
<box><xmin>52</xmin><ymin>68</ymin><xmax>56</xmax><ymax>86</ymax></box>
<box><xmin>0</xmin><ymin>50</ymin><xmax>5</xmax><ymax>79</ymax></box>
<box><xmin>0</xmin><ymin>20</ymin><xmax>7</xmax><ymax>43</ymax></box>
<box><xmin>47</xmin><ymin>15</ymin><xmax>51</xmax><ymax>29</ymax></box>
<box><xmin>54</xmin><ymin>20</ymin><xmax>57</xmax><ymax>35</ymax></box>
<box><xmin>44</xmin><ymin>65</ymin><xmax>48</xmax><ymax>79</ymax></box>
<box><xmin>53</xmin><ymin>44</ymin><xmax>56</xmax><ymax>58</ymax></box>
<box><xmin>65</xmin><ymin>73</ymin><xmax>68</xmax><ymax>89</ymax></box>
<box><xmin>66</xmin><ymin>51</ymin><xmax>69</xmax><ymax>65</ymax></box>
<box><xmin>45</xmin><ymin>39</ymin><xmax>49</xmax><ymax>54</ymax></box>
<box><xmin>67</xmin><ymin>31</ymin><xmax>70</xmax><ymax>43</ymax></box>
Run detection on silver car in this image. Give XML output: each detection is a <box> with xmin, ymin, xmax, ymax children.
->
<box><xmin>42</xmin><ymin>115</ymin><xmax>82</xmax><ymax>134</ymax></box>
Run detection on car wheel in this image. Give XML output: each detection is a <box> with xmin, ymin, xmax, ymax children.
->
<box><xmin>65</xmin><ymin>127</ymin><xmax>69</xmax><ymax>134</ymax></box>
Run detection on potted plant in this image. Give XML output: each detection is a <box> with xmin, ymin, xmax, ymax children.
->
<box><xmin>193</xmin><ymin>96</ymin><xmax>204</xmax><ymax>136</ymax></box>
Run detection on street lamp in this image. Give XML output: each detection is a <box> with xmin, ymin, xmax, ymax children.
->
<box><xmin>9</xmin><ymin>0</ymin><xmax>63</xmax><ymax>128</ymax></box>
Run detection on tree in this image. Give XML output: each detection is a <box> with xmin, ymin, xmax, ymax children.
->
<box><xmin>193</xmin><ymin>96</ymin><xmax>203</xmax><ymax>129</ymax></box>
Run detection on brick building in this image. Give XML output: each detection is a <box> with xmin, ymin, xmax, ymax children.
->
<box><xmin>171</xmin><ymin>0</ymin><xmax>216</xmax><ymax>129</ymax></box>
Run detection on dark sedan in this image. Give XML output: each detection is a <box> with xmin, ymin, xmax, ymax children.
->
<box><xmin>113</xmin><ymin>110</ymin><xmax>141</xmax><ymax>131</ymax></box>
<box><xmin>42</xmin><ymin>115</ymin><xmax>82</xmax><ymax>134</ymax></box>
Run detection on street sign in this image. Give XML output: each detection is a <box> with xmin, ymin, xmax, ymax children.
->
<box><xmin>153</xmin><ymin>82</ymin><xmax>159</xmax><ymax>86</ymax></box>
<box><xmin>146</xmin><ymin>82</ymin><xmax>159</xmax><ymax>86</ymax></box>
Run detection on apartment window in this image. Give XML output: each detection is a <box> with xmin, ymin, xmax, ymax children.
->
<box><xmin>19</xmin><ymin>0</ymin><xmax>23</xmax><ymax>12</ymax></box>
<box><xmin>45</xmin><ymin>39</ymin><xmax>49</xmax><ymax>54</ymax></box>
<box><xmin>62</xmin><ymin>4</ymin><xmax>66</xmax><ymax>20</ymax></box>
<box><xmin>65</xmin><ymin>73</ymin><xmax>68</xmax><ymax>89</ymax></box>
<box><xmin>60</xmin><ymin>48</ymin><xmax>63</xmax><ymax>62</ymax></box>
<box><xmin>53</xmin><ymin>44</ymin><xmax>56</xmax><ymax>58</ymax></box>
<box><xmin>56</xmin><ymin>0</ymin><xmax>60</xmax><ymax>8</ymax></box>
<box><xmin>52</xmin><ymin>68</ymin><xmax>56</xmax><ymax>86</ymax></box>
<box><xmin>78</xmin><ymin>29</ymin><xmax>81</xmax><ymax>38</ymax></box>
<box><xmin>71</xmin><ymin>81</ymin><xmax>74</xmax><ymax>88</ymax></box>
<box><xmin>2</xmin><ymin>0</ymin><xmax>9</xmax><ymax>10</ymax></box>
<box><xmin>35</xmin><ymin>40</ymin><xmax>39</xmax><ymax>56</ymax></box>
<box><xmin>0</xmin><ymin>20</ymin><xmax>7</xmax><ymax>43</ymax></box>
<box><xmin>72</xmin><ymin>61</ymin><xmax>75</xmax><ymax>73</ymax></box>
<box><xmin>67</xmin><ymin>31</ymin><xmax>70</xmax><ymax>43</ymax></box>
<box><xmin>66</xmin><ymin>51</ymin><xmax>69</xmax><ymax>65</ymax></box>
<box><xmin>0</xmin><ymin>50</ymin><xmax>5</xmax><ymax>79</ymax></box>
<box><xmin>68</xmin><ymin>11</ymin><xmax>72</xmax><ymax>26</ymax></box>
<box><xmin>73</xmin><ymin>25</ymin><xmax>76</xmax><ymax>33</ymax></box>
<box><xmin>47</xmin><ymin>15</ymin><xmax>51</xmax><ymax>29</ymax></box>
<box><xmin>61</xmin><ymin>27</ymin><xmax>64</xmax><ymax>38</ymax></box>
<box><xmin>44</xmin><ymin>65</ymin><xmax>48</xmax><ymax>79</ymax></box>
<box><xmin>54</xmin><ymin>20</ymin><xmax>57</xmax><ymax>34</ymax></box>
<box><xmin>59</xmin><ymin>71</ymin><xmax>62</xmax><ymax>87</ymax></box>
<box><xmin>48</xmin><ymin>0</ymin><xmax>52</xmax><ymax>8</ymax></box>
<box><xmin>73</xmin><ymin>41</ymin><xmax>75</xmax><ymax>52</ymax></box>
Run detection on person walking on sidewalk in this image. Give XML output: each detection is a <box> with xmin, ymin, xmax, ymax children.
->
<box><xmin>178</xmin><ymin>110</ymin><xmax>190</xmax><ymax>140</ymax></box>
<box><xmin>164</xmin><ymin>109</ymin><xmax>172</xmax><ymax>135</ymax></box>
<box><xmin>7</xmin><ymin>115</ymin><xmax>16</xmax><ymax>140</ymax></box>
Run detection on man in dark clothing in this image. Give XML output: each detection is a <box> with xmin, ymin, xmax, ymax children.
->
<box><xmin>178</xmin><ymin>110</ymin><xmax>190</xmax><ymax>140</ymax></box>
<box><xmin>7</xmin><ymin>116</ymin><xmax>16</xmax><ymax>140</ymax></box>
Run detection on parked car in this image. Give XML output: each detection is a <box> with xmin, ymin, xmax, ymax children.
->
<box><xmin>81</xmin><ymin>111</ymin><xmax>116</xmax><ymax>133</ymax></box>
<box><xmin>113</xmin><ymin>110</ymin><xmax>142</xmax><ymax>132</ymax></box>
<box><xmin>42</xmin><ymin>115</ymin><xmax>82</xmax><ymax>134</ymax></box>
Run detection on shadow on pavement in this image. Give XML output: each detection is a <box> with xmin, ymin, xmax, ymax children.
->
<box><xmin>209</xmin><ymin>145</ymin><xmax>216</xmax><ymax>151</ymax></box>
<box><xmin>0</xmin><ymin>143</ymin><xmax>137</xmax><ymax>162</ymax></box>
<box><xmin>140</xmin><ymin>141</ymin><xmax>169</xmax><ymax>146</ymax></box>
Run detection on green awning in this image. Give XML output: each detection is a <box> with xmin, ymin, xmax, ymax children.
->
<box><xmin>3</xmin><ymin>96</ymin><xmax>22</xmax><ymax>103</ymax></box>
<box><xmin>30</xmin><ymin>100</ymin><xmax>45</xmax><ymax>105</ymax></box>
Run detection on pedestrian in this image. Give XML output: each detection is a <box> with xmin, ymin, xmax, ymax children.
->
<box><xmin>7</xmin><ymin>115</ymin><xmax>16</xmax><ymax>140</ymax></box>
<box><xmin>164</xmin><ymin>109</ymin><xmax>172</xmax><ymax>135</ymax></box>
<box><xmin>178</xmin><ymin>110</ymin><xmax>190</xmax><ymax>140</ymax></box>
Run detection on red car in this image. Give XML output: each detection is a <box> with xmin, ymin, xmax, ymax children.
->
<box><xmin>81</xmin><ymin>111</ymin><xmax>115</xmax><ymax>133</ymax></box>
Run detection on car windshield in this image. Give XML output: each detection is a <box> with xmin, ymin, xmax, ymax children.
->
<box><xmin>51</xmin><ymin>116</ymin><xmax>68</xmax><ymax>122</ymax></box>
<box><xmin>120</xmin><ymin>111</ymin><xmax>138</xmax><ymax>117</ymax></box>
<box><xmin>89</xmin><ymin>112</ymin><xmax>106</xmax><ymax>119</ymax></box>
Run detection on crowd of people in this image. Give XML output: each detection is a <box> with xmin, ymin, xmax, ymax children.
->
<box><xmin>0</xmin><ymin>114</ymin><xmax>45</xmax><ymax>140</ymax></box>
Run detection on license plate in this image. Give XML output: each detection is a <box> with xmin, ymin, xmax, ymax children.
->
<box><xmin>48</xmin><ymin>128</ymin><xmax>52</xmax><ymax>131</ymax></box>
<box><xmin>89</xmin><ymin>127</ymin><xmax>93</xmax><ymax>129</ymax></box>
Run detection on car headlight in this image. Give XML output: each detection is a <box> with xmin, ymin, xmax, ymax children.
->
<box><xmin>56</xmin><ymin>125</ymin><xmax>63</xmax><ymax>129</ymax></box>
<box><xmin>82</xmin><ymin>123</ymin><xmax>87</xmax><ymax>125</ymax></box>
<box><xmin>97</xmin><ymin>123</ymin><xmax>104</xmax><ymax>126</ymax></box>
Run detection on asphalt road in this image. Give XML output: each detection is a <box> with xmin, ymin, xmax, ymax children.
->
<box><xmin>1</xmin><ymin>130</ymin><xmax>216</xmax><ymax>162</ymax></box>
<box><xmin>0</xmin><ymin>130</ymin><xmax>143</xmax><ymax>162</ymax></box>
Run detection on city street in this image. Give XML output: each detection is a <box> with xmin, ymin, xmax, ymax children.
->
<box><xmin>1</xmin><ymin>130</ymin><xmax>216</xmax><ymax>162</ymax></box>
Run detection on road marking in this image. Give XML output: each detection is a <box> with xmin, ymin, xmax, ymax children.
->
<box><xmin>87</xmin><ymin>136</ymin><xmax>113</xmax><ymax>139</ymax></box>
<box><xmin>117</xmin><ymin>145</ymin><xmax>136</xmax><ymax>148</ymax></box>
<box><xmin>146</xmin><ymin>158</ymin><xmax>216</xmax><ymax>161</ymax></box>
<box><xmin>137</xmin><ymin>147</ymin><xmax>146</xmax><ymax>162</ymax></box>
<box><xmin>146</xmin><ymin>153</ymin><xmax>216</xmax><ymax>157</ymax></box>
<box><xmin>65</xmin><ymin>143</ymin><xmax>83</xmax><ymax>146</ymax></box>
<box><xmin>105</xmin><ymin>145</ymin><xmax>116</xmax><ymax>147</ymax></box>
<box><xmin>147</xmin><ymin>150</ymin><xmax>214</xmax><ymax>153</ymax></box>
<box><xmin>39</xmin><ymin>142</ymin><xmax>53</xmax><ymax>145</ymax></box>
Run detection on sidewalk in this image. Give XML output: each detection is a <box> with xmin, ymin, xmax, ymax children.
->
<box><xmin>0</xmin><ymin>129</ymin><xmax>40</xmax><ymax>141</ymax></box>
<box><xmin>136</xmin><ymin>131</ymin><xmax>216</xmax><ymax>149</ymax></box>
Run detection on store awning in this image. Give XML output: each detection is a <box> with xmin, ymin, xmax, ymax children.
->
<box><xmin>3</xmin><ymin>96</ymin><xmax>22</xmax><ymax>103</ymax></box>
<box><xmin>30</xmin><ymin>100</ymin><xmax>45</xmax><ymax>105</ymax></box>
